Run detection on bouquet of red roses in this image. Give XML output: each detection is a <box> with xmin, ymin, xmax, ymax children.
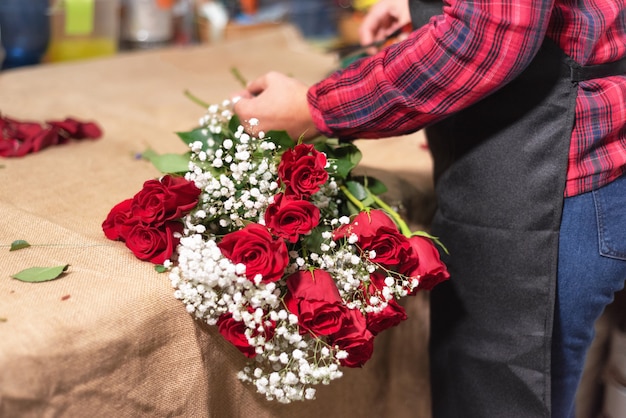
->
<box><xmin>102</xmin><ymin>100</ymin><xmax>449</xmax><ymax>403</ymax></box>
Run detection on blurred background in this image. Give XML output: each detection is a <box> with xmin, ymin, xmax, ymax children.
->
<box><xmin>0</xmin><ymin>0</ymin><xmax>377</xmax><ymax>70</ymax></box>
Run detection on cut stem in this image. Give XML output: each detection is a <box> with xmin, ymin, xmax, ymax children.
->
<box><xmin>370</xmin><ymin>193</ymin><xmax>412</xmax><ymax>237</ymax></box>
<box><xmin>184</xmin><ymin>90</ymin><xmax>211</xmax><ymax>108</ymax></box>
<box><xmin>231</xmin><ymin>67</ymin><xmax>248</xmax><ymax>88</ymax></box>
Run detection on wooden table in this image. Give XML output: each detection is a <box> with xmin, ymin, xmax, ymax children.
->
<box><xmin>0</xmin><ymin>25</ymin><xmax>436</xmax><ymax>418</ymax></box>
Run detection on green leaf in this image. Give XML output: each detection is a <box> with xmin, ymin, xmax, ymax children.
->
<box><xmin>228</xmin><ymin>114</ymin><xmax>242</xmax><ymax>133</ymax></box>
<box><xmin>11</xmin><ymin>265</ymin><xmax>70</xmax><ymax>283</ymax></box>
<box><xmin>363</xmin><ymin>176</ymin><xmax>388</xmax><ymax>196</ymax></box>
<box><xmin>345</xmin><ymin>180</ymin><xmax>368</xmax><ymax>201</ymax></box>
<box><xmin>177</xmin><ymin>127</ymin><xmax>218</xmax><ymax>150</ymax></box>
<box><xmin>318</xmin><ymin>142</ymin><xmax>362</xmax><ymax>179</ymax></box>
<box><xmin>301</xmin><ymin>226</ymin><xmax>331</xmax><ymax>253</ymax></box>
<box><xmin>142</xmin><ymin>150</ymin><xmax>190</xmax><ymax>174</ymax></box>
<box><xmin>266</xmin><ymin>130</ymin><xmax>296</xmax><ymax>150</ymax></box>
<box><xmin>155</xmin><ymin>264</ymin><xmax>167</xmax><ymax>273</ymax></box>
<box><xmin>10</xmin><ymin>240</ymin><xmax>31</xmax><ymax>251</ymax></box>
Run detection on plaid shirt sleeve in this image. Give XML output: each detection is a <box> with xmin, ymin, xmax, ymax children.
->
<box><xmin>307</xmin><ymin>0</ymin><xmax>554</xmax><ymax>140</ymax></box>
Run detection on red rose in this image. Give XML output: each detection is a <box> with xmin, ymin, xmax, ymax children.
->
<box><xmin>264</xmin><ymin>193</ymin><xmax>320</xmax><ymax>243</ymax></box>
<box><xmin>278</xmin><ymin>143</ymin><xmax>328</xmax><ymax>197</ymax></box>
<box><xmin>124</xmin><ymin>221</ymin><xmax>183</xmax><ymax>264</ymax></box>
<box><xmin>333</xmin><ymin>209</ymin><xmax>397</xmax><ymax>241</ymax></box>
<box><xmin>284</xmin><ymin>269</ymin><xmax>347</xmax><ymax>336</ymax></box>
<box><xmin>217</xmin><ymin>313</ymin><xmax>257</xmax><ymax>358</ymax></box>
<box><xmin>218</xmin><ymin>223</ymin><xmax>289</xmax><ymax>283</ymax></box>
<box><xmin>363</xmin><ymin>273</ymin><xmax>408</xmax><ymax>335</ymax></box>
<box><xmin>329</xmin><ymin>308</ymin><xmax>375</xmax><ymax>368</ymax></box>
<box><xmin>102</xmin><ymin>198</ymin><xmax>138</xmax><ymax>240</ymax></box>
<box><xmin>403</xmin><ymin>235</ymin><xmax>450</xmax><ymax>291</ymax></box>
<box><xmin>334</xmin><ymin>209</ymin><xmax>413</xmax><ymax>268</ymax></box>
<box><xmin>131</xmin><ymin>175</ymin><xmax>201</xmax><ymax>225</ymax></box>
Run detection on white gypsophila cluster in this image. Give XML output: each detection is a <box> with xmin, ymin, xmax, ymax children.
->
<box><xmin>170</xmin><ymin>230</ymin><xmax>346</xmax><ymax>402</ymax></box>
<box><xmin>307</xmin><ymin>223</ymin><xmax>421</xmax><ymax>314</ymax></box>
<box><xmin>237</xmin><ymin>317</ymin><xmax>346</xmax><ymax>403</ymax></box>
<box><xmin>198</xmin><ymin>100</ymin><xmax>234</xmax><ymax>134</ymax></box>
<box><xmin>169</xmin><ymin>233</ymin><xmax>282</xmax><ymax>325</ymax></box>
<box><xmin>311</xmin><ymin>231</ymin><xmax>391</xmax><ymax>314</ymax></box>
<box><xmin>184</xmin><ymin>103</ymin><xmax>280</xmax><ymax>232</ymax></box>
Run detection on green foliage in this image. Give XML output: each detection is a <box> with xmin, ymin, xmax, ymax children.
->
<box><xmin>9</xmin><ymin>240</ymin><xmax>31</xmax><ymax>251</ymax></box>
<box><xmin>177</xmin><ymin>127</ymin><xmax>220</xmax><ymax>150</ymax></box>
<box><xmin>11</xmin><ymin>265</ymin><xmax>70</xmax><ymax>283</ymax></box>
<box><xmin>265</xmin><ymin>130</ymin><xmax>296</xmax><ymax>150</ymax></box>
<box><xmin>142</xmin><ymin>149</ymin><xmax>190</xmax><ymax>175</ymax></box>
<box><xmin>315</xmin><ymin>141</ymin><xmax>362</xmax><ymax>180</ymax></box>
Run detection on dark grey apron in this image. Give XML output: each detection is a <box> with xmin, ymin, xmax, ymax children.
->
<box><xmin>408</xmin><ymin>2</ymin><xmax>626</xmax><ymax>416</ymax></box>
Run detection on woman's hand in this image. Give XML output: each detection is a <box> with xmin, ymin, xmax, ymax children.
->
<box><xmin>359</xmin><ymin>0</ymin><xmax>412</xmax><ymax>54</ymax></box>
<box><xmin>233</xmin><ymin>72</ymin><xmax>320</xmax><ymax>141</ymax></box>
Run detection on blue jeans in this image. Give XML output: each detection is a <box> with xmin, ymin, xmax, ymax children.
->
<box><xmin>552</xmin><ymin>174</ymin><xmax>626</xmax><ymax>417</ymax></box>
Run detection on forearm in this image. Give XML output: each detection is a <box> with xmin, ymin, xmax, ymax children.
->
<box><xmin>308</xmin><ymin>0</ymin><xmax>555</xmax><ymax>140</ymax></box>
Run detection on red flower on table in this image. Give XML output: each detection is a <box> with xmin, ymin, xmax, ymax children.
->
<box><xmin>217</xmin><ymin>311</ymin><xmax>276</xmax><ymax>359</ymax></box>
<box><xmin>131</xmin><ymin>176</ymin><xmax>201</xmax><ymax>225</ymax></box>
<box><xmin>218</xmin><ymin>223</ymin><xmax>289</xmax><ymax>284</ymax></box>
<box><xmin>362</xmin><ymin>272</ymin><xmax>408</xmax><ymax>335</ymax></box>
<box><xmin>284</xmin><ymin>269</ymin><xmax>347</xmax><ymax>337</ymax></box>
<box><xmin>102</xmin><ymin>199</ymin><xmax>136</xmax><ymax>241</ymax></box>
<box><xmin>102</xmin><ymin>175</ymin><xmax>201</xmax><ymax>264</ymax></box>
<box><xmin>125</xmin><ymin>221</ymin><xmax>183</xmax><ymax>264</ymax></box>
<box><xmin>328</xmin><ymin>308</ymin><xmax>375</xmax><ymax>368</ymax></box>
<box><xmin>277</xmin><ymin>143</ymin><xmax>328</xmax><ymax>198</ymax></box>
<box><xmin>334</xmin><ymin>209</ymin><xmax>413</xmax><ymax>269</ymax></box>
<box><xmin>402</xmin><ymin>235</ymin><xmax>450</xmax><ymax>291</ymax></box>
<box><xmin>264</xmin><ymin>193</ymin><xmax>320</xmax><ymax>244</ymax></box>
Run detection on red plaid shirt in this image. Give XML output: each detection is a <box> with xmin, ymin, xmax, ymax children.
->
<box><xmin>308</xmin><ymin>0</ymin><xmax>626</xmax><ymax>197</ymax></box>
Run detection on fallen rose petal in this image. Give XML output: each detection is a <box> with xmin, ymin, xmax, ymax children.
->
<box><xmin>31</xmin><ymin>127</ymin><xmax>62</xmax><ymax>153</ymax></box>
<box><xmin>10</xmin><ymin>118</ymin><xmax>43</xmax><ymax>138</ymax></box>
<box><xmin>0</xmin><ymin>114</ymin><xmax>103</xmax><ymax>158</ymax></box>
<box><xmin>46</xmin><ymin>118</ymin><xmax>81</xmax><ymax>137</ymax></box>
<box><xmin>0</xmin><ymin>138</ymin><xmax>20</xmax><ymax>157</ymax></box>
<box><xmin>78</xmin><ymin>121</ymin><xmax>103</xmax><ymax>139</ymax></box>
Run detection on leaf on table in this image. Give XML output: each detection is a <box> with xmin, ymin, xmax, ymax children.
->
<box><xmin>142</xmin><ymin>148</ymin><xmax>190</xmax><ymax>174</ymax></box>
<box><xmin>11</xmin><ymin>265</ymin><xmax>70</xmax><ymax>283</ymax></box>
<box><xmin>155</xmin><ymin>264</ymin><xmax>167</xmax><ymax>273</ymax></box>
<box><xmin>10</xmin><ymin>240</ymin><xmax>31</xmax><ymax>251</ymax></box>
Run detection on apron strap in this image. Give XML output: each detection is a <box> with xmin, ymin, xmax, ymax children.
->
<box><xmin>568</xmin><ymin>56</ymin><xmax>626</xmax><ymax>82</ymax></box>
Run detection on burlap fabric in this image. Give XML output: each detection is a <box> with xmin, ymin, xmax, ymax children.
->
<box><xmin>0</xmin><ymin>26</ymin><xmax>435</xmax><ymax>418</ymax></box>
